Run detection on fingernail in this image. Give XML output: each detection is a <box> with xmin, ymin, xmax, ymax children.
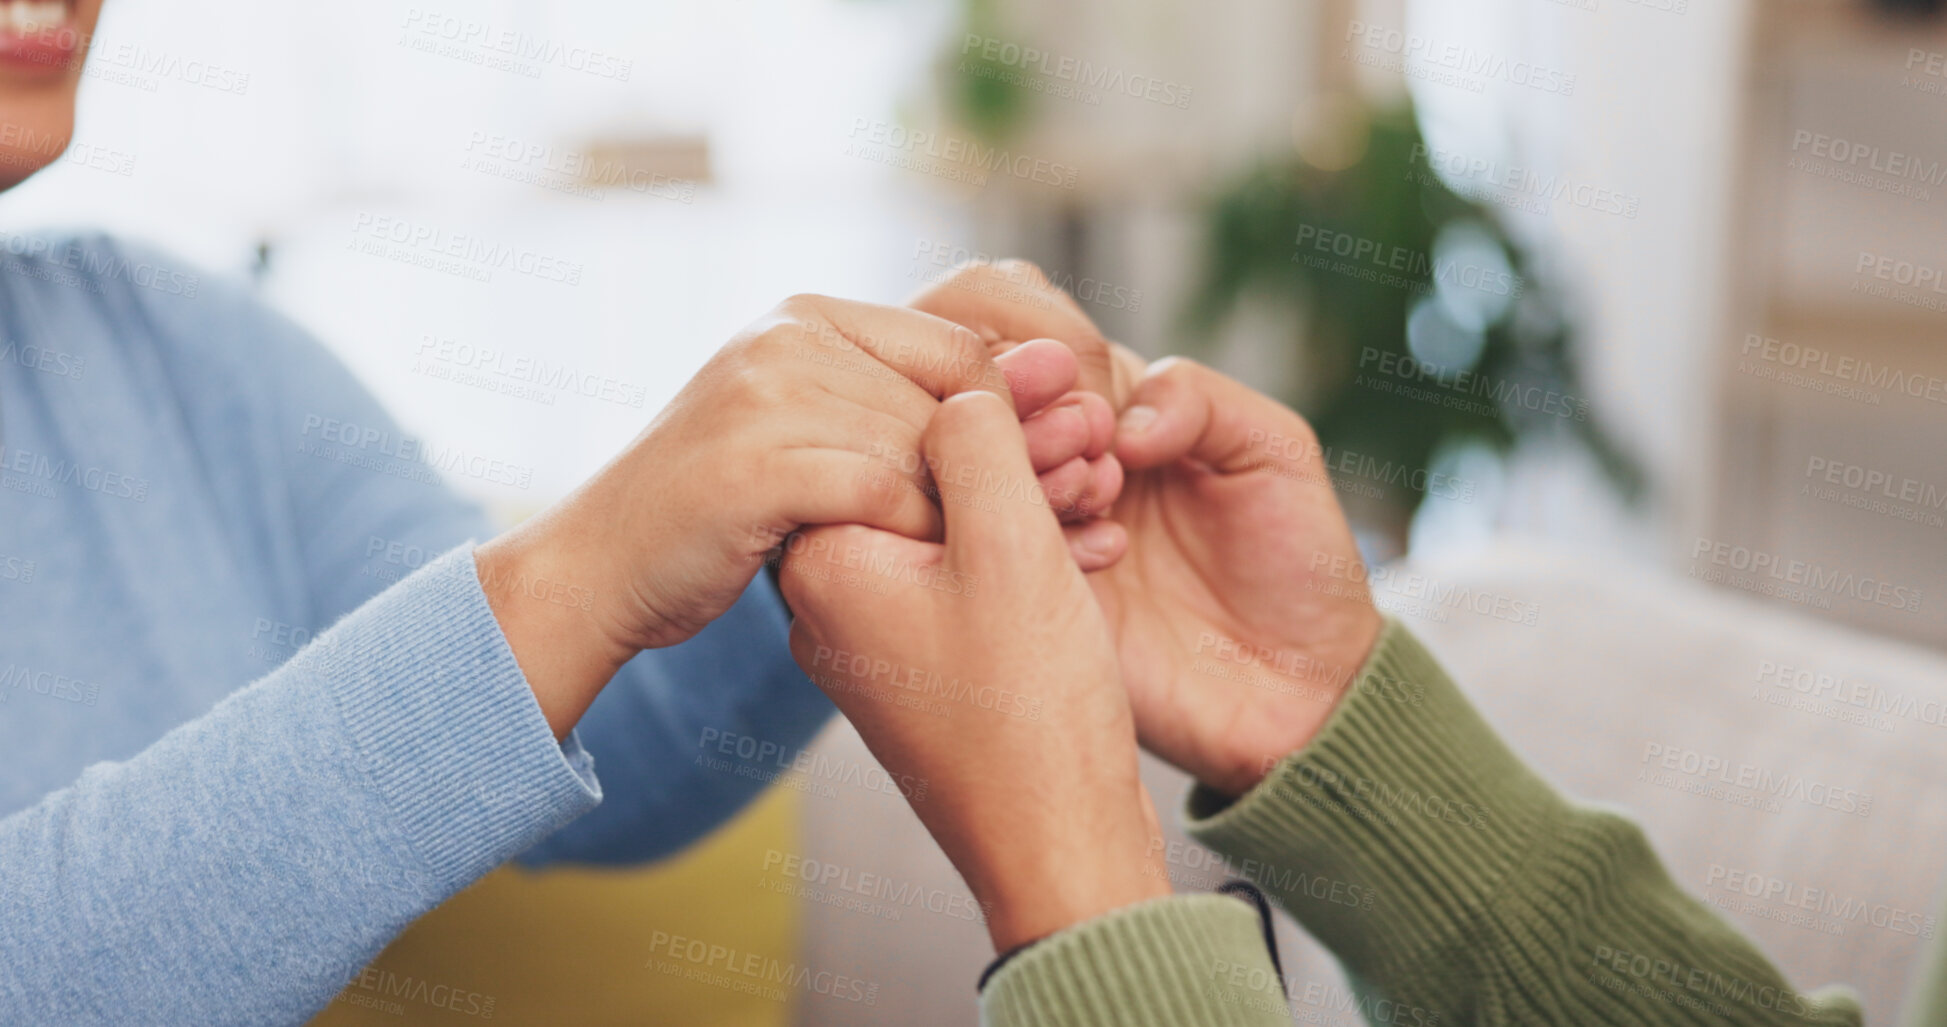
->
<box><xmin>1030</xmin><ymin>403</ymin><xmax>1085</xmax><ymax>432</ymax></box>
<box><xmin>1079</xmin><ymin>520</ymin><xmax>1118</xmax><ymax>557</ymax></box>
<box><xmin>1119</xmin><ymin>404</ymin><xmax>1158</xmax><ymax>434</ymax></box>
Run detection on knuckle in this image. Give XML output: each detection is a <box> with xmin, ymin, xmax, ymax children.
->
<box><xmin>992</xmin><ymin>258</ymin><xmax>1049</xmax><ymax>287</ymax></box>
<box><xmin>1145</xmin><ymin>355</ymin><xmax>1211</xmax><ymax>397</ymax></box>
<box><xmin>726</xmin><ymin>325</ymin><xmax>788</xmax><ymax>371</ymax></box>
<box><xmin>937</xmin><ymin>388</ymin><xmax>992</xmax><ymax>425</ymax></box>
<box><xmin>750</xmin><ymin>321</ymin><xmax>806</xmax><ymax>360</ymax></box>
<box><xmin>725</xmin><ymin>359</ymin><xmax>791</xmax><ymax>409</ymax></box>
<box><xmin>770</xmin><ymin>298</ymin><xmax>857</xmax><ymax>356</ymax></box>
<box><xmin>938</xmin><ymin>262</ymin><xmax>987</xmax><ymax>287</ymax></box>
<box><xmin>852</xmin><ymin>465</ymin><xmax>913</xmax><ymax>523</ymax></box>
<box><xmin>769</xmin><ymin>300</ymin><xmax>833</xmax><ymax>341</ymax></box>
<box><xmin>942</xmin><ymin>324</ymin><xmax>1004</xmax><ymax>392</ymax></box>
<box><xmin>1151</xmin><ymin>354</ymin><xmax>1203</xmax><ymax>380</ymax></box>
<box><xmin>779</xmin><ymin>292</ymin><xmax>832</xmax><ymax>315</ymax></box>
<box><xmin>945</xmin><ymin>322</ymin><xmax>988</xmax><ymax>360</ymax></box>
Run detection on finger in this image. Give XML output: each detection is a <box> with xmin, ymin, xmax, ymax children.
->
<box><xmin>805</xmin><ymin>339</ymin><xmax>1093</xmax><ymax>467</ymax></box>
<box><xmin>790</xmin><ymin>398</ymin><xmax>928</xmax><ymax>465</ymax></box>
<box><xmin>786</xmin><ymin>618</ymin><xmax>867</xmax><ymax>708</ymax></box>
<box><xmin>805</xmin><ymin>353</ymin><xmax>940</xmax><ymax>435</ymax></box>
<box><xmin>906</xmin><ymin>260</ymin><xmax>1125</xmax><ymax>403</ymax></box>
<box><xmin>787</xmin><ymin>295</ymin><xmax>1019</xmax><ymax>408</ymax></box>
<box><xmin>776</xmin><ymin>450</ymin><xmax>944</xmax><ymax>543</ymax></box>
<box><xmin>993</xmin><ymin>338</ymin><xmax>1085</xmax><ymax>418</ymax></box>
<box><xmin>804</xmin><ymin>382</ymin><xmax>1090</xmax><ymax>523</ymax></box>
<box><xmin>1034</xmin><ymin>456</ymin><xmax>1091</xmax><ymax>518</ymax></box>
<box><xmin>1063</xmin><ymin>517</ymin><xmax>1127</xmax><ymax>572</ymax></box>
<box><xmin>1016</xmin><ymin>380</ymin><xmax>1118</xmax><ymax>483</ymax></box>
<box><xmin>777</xmin><ymin>523</ymin><xmax>940</xmax><ymax>624</ymax></box>
<box><xmin>1074</xmin><ymin>453</ymin><xmax>1124</xmax><ymax>519</ymax></box>
<box><xmin>1021</xmin><ymin>402</ymin><xmax>1091</xmax><ymax>473</ymax></box>
<box><xmin>1113</xmin><ymin>357</ymin><xmax>1315</xmax><ymax>476</ymax></box>
<box><xmin>812</xmin><ymin>384</ymin><xmax>1085</xmax><ymax>506</ymax></box>
<box><xmin>925</xmin><ymin>391</ymin><xmax>1067</xmax><ymax>569</ymax></box>
<box><xmin>1104</xmin><ymin>341</ymin><xmax>1150</xmax><ymax>411</ymax></box>
<box><xmin>1068</xmin><ymin>389</ymin><xmax>1116</xmax><ymax>460</ymax></box>
<box><xmin>787</xmin><ymin>618</ymin><xmax>828</xmax><ymax>684</ymax></box>
<box><xmin>786</xmin><ymin>400</ymin><xmax>955</xmax><ymax>535</ymax></box>
<box><xmin>1037</xmin><ymin>453</ymin><xmax>1122</xmax><ymax>521</ymax></box>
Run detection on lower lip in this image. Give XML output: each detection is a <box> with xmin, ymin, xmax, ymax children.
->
<box><xmin>0</xmin><ymin>20</ymin><xmax>81</xmax><ymax>76</ymax></box>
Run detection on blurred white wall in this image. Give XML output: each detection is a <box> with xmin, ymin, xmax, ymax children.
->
<box><xmin>0</xmin><ymin>0</ymin><xmax>979</xmax><ymax>514</ymax></box>
<box><xmin>1402</xmin><ymin>0</ymin><xmax>1755</xmax><ymax>560</ymax></box>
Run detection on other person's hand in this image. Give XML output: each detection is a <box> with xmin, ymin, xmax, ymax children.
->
<box><xmin>476</xmin><ymin>295</ymin><xmax>1117</xmax><ymax>737</ymax></box>
<box><xmin>778</xmin><ymin>391</ymin><xmax>1171</xmax><ymax>951</ymax></box>
<box><xmin>910</xmin><ymin>267</ymin><xmax>1382</xmax><ymax>793</ymax></box>
<box><xmin>907</xmin><ymin>260</ymin><xmax>1149</xmax><ymax>522</ymax></box>
<box><xmin>1087</xmin><ymin>358</ymin><xmax>1385</xmax><ymax>797</ymax></box>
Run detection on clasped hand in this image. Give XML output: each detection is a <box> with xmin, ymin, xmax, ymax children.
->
<box><xmin>477</xmin><ymin>261</ymin><xmax>1381</xmax><ymax>951</ymax></box>
<box><xmin>775</xmin><ymin>263</ymin><xmax>1384</xmax><ymax>951</ymax></box>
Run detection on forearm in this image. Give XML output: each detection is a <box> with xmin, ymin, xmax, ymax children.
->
<box><xmin>517</xmin><ymin>574</ymin><xmax>838</xmax><ymax>867</ymax></box>
<box><xmin>0</xmin><ymin>547</ymin><xmax>599</xmax><ymax>1025</ymax></box>
<box><xmin>475</xmin><ymin>505</ymin><xmax>634</xmax><ymax>741</ymax></box>
<box><xmin>1186</xmin><ymin>619</ymin><xmax>1862</xmax><ymax>1026</ymax></box>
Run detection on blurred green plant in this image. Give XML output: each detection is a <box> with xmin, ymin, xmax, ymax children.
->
<box><xmin>934</xmin><ymin>13</ymin><xmax>1638</xmax><ymax>542</ymax></box>
<box><xmin>1180</xmin><ymin>101</ymin><xmax>1643</xmax><ymax>542</ymax></box>
<box><xmin>940</xmin><ymin>0</ymin><xmax>1030</xmax><ymax>143</ymax></box>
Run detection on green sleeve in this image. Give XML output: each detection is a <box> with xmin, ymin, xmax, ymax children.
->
<box><xmin>1903</xmin><ymin>928</ymin><xmax>1947</xmax><ymax>1027</ymax></box>
<box><xmin>979</xmin><ymin>894</ymin><xmax>1292</xmax><ymax>1026</ymax></box>
<box><xmin>1185</xmin><ymin>618</ymin><xmax>1863</xmax><ymax>1026</ymax></box>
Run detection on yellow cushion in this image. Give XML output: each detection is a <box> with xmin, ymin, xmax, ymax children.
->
<box><xmin>309</xmin><ymin>784</ymin><xmax>800</xmax><ymax>1026</ymax></box>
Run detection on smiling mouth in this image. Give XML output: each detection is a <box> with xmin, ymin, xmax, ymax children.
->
<box><xmin>0</xmin><ymin>0</ymin><xmax>82</xmax><ymax>71</ymax></box>
<box><xmin>0</xmin><ymin>0</ymin><xmax>73</xmax><ymax>36</ymax></box>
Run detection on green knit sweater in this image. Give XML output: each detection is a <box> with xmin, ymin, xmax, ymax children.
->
<box><xmin>981</xmin><ymin>619</ymin><xmax>1897</xmax><ymax>1026</ymax></box>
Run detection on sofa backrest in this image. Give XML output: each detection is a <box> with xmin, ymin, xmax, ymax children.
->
<box><xmin>1399</xmin><ymin>542</ymin><xmax>1947</xmax><ymax>1027</ymax></box>
<box><xmin>794</xmin><ymin>541</ymin><xmax>1947</xmax><ymax>1025</ymax></box>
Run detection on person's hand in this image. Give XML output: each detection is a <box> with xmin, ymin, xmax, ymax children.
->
<box><xmin>906</xmin><ymin>260</ymin><xmax>1149</xmax><ymax>521</ymax></box>
<box><xmin>777</xmin><ymin>391</ymin><xmax>1171</xmax><ymax>952</ymax></box>
<box><xmin>475</xmin><ymin>295</ymin><xmax>1118</xmax><ymax>738</ymax></box>
<box><xmin>909</xmin><ymin>267</ymin><xmax>1380</xmax><ymax>793</ymax></box>
<box><xmin>906</xmin><ymin>259</ymin><xmax>1143</xmax><ymax>405</ymax></box>
<box><xmin>1086</xmin><ymin>358</ymin><xmax>1385</xmax><ymax>798</ymax></box>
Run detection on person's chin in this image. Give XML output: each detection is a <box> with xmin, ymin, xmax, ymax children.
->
<box><xmin>0</xmin><ymin>0</ymin><xmax>100</xmax><ymax>188</ymax></box>
<box><xmin>0</xmin><ymin>90</ymin><xmax>75</xmax><ymax>189</ymax></box>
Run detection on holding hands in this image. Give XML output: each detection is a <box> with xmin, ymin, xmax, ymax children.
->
<box><xmin>476</xmin><ymin>262</ymin><xmax>1384</xmax><ymax>948</ymax></box>
<box><xmin>1092</xmin><ymin>357</ymin><xmax>1381</xmax><ymax>798</ymax></box>
<box><xmin>476</xmin><ymin>293</ymin><xmax>1123</xmax><ymax>738</ymax></box>
<box><xmin>777</xmin><ymin>263</ymin><xmax>1386</xmax><ymax>949</ymax></box>
<box><xmin>778</xmin><ymin>392</ymin><xmax>1171</xmax><ymax>952</ymax></box>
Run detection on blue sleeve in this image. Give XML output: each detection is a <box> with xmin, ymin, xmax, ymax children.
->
<box><xmin>0</xmin><ymin>548</ymin><xmax>602</xmax><ymax>1026</ymax></box>
<box><xmin>136</xmin><ymin>246</ymin><xmax>833</xmax><ymax>863</ymax></box>
<box><xmin>519</xmin><ymin>574</ymin><xmax>835</xmax><ymax>866</ymax></box>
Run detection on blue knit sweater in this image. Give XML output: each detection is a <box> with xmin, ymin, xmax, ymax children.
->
<box><xmin>0</xmin><ymin>232</ymin><xmax>834</xmax><ymax>1025</ymax></box>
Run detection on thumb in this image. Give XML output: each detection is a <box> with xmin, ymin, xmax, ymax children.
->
<box><xmin>992</xmin><ymin>338</ymin><xmax>1081</xmax><ymax>419</ymax></box>
<box><xmin>776</xmin><ymin>523</ymin><xmax>937</xmax><ymax>624</ymax></box>
<box><xmin>924</xmin><ymin>391</ymin><xmax>1066</xmax><ymax>570</ymax></box>
<box><xmin>1113</xmin><ymin>357</ymin><xmax>1315</xmax><ymax>476</ymax></box>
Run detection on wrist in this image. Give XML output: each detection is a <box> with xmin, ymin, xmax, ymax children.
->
<box><xmin>982</xmin><ymin>864</ymin><xmax>1173</xmax><ymax>952</ymax></box>
<box><xmin>1206</xmin><ymin>604</ymin><xmax>1385</xmax><ymax>798</ymax></box>
<box><xmin>476</xmin><ymin>514</ymin><xmax>636</xmax><ymax>740</ymax></box>
<box><xmin>969</xmin><ymin>790</ymin><xmax>1174</xmax><ymax>951</ymax></box>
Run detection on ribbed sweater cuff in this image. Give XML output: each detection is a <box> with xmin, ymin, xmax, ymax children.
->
<box><xmin>1184</xmin><ymin>617</ymin><xmax>1570</xmax><ymax>989</ymax></box>
<box><xmin>314</xmin><ymin>543</ymin><xmax>602</xmax><ymax>890</ymax></box>
<box><xmin>979</xmin><ymin>895</ymin><xmax>1291</xmax><ymax>1026</ymax></box>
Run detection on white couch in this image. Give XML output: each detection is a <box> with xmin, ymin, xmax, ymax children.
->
<box><xmin>792</xmin><ymin>540</ymin><xmax>1947</xmax><ymax>1026</ymax></box>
